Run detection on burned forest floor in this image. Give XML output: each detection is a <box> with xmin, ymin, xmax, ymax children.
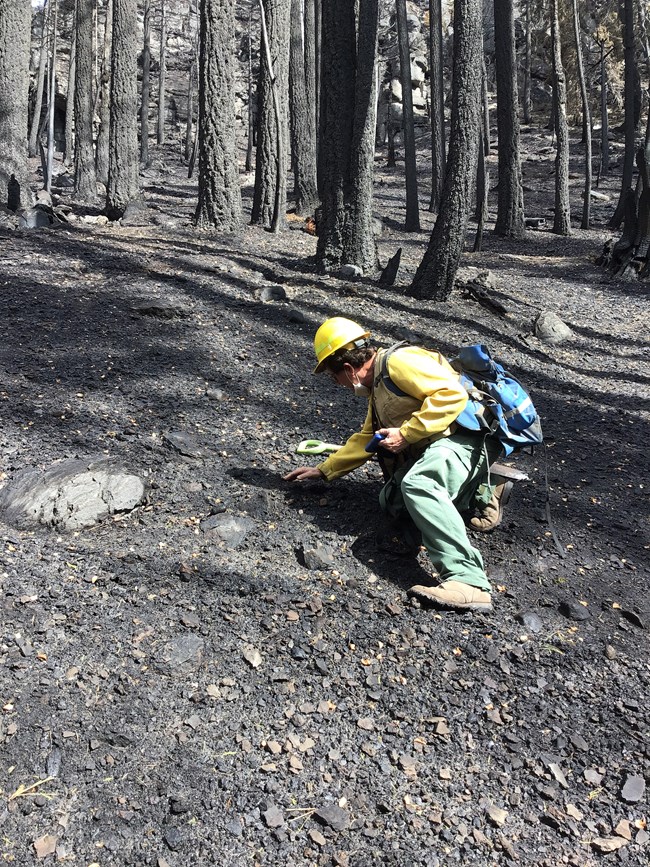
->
<box><xmin>0</xmin><ymin>123</ymin><xmax>648</xmax><ymax>867</ymax></box>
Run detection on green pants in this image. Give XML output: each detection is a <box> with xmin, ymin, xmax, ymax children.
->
<box><xmin>379</xmin><ymin>433</ymin><xmax>500</xmax><ymax>591</ymax></box>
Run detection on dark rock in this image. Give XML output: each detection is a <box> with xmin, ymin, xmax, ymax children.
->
<box><xmin>263</xmin><ymin>804</ymin><xmax>284</xmax><ymax>828</ymax></box>
<box><xmin>201</xmin><ymin>514</ymin><xmax>255</xmax><ymax>548</ymax></box>
<box><xmin>287</xmin><ymin>308</ymin><xmax>307</xmax><ymax>323</ymax></box>
<box><xmin>558</xmin><ymin>599</ymin><xmax>591</xmax><ymax>621</ymax></box>
<box><xmin>259</xmin><ymin>285</ymin><xmax>287</xmax><ymax>302</ymax></box>
<box><xmin>155</xmin><ymin>636</ymin><xmax>204</xmax><ymax>675</ymax></box>
<box><xmin>516</xmin><ymin>611</ymin><xmax>543</xmax><ymax>633</ymax></box>
<box><xmin>133</xmin><ymin>300</ymin><xmax>190</xmax><ymax>319</ymax></box>
<box><xmin>163</xmin><ymin>827</ymin><xmax>184</xmax><ymax>851</ymax></box>
<box><xmin>620</xmin><ymin>609</ymin><xmax>646</xmax><ymax>629</ymax></box>
<box><xmin>315</xmin><ymin>804</ymin><xmax>351</xmax><ymax>832</ymax></box>
<box><xmin>163</xmin><ymin>431</ymin><xmax>205</xmax><ymax>458</ymax></box>
<box><xmin>302</xmin><ymin>543</ymin><xmax>335</xmax><ymax>570</ymax></box>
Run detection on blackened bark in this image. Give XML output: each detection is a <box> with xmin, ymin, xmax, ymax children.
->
<box><xmin>29</xmin><ymin>2</ymin><xmax>50</xmax><ymax>159</ymax></box>
<box><xmin>304</xmin><ymin>0</ymin><xmax>317</xmax><ymax>148</ymax></box>
<box><xmin>494</xmin><ymin>0</ymin><xmax>524</xmax><ymax>238</ymax></box>
<box><xmin>157</xmin><ymin>0</ymin><xmax>167</xmax><ymax>145</ymax></box>
<box><xmin>599</xmin><ymin>41</ymin><xmax>609</xmax><ymax>177</ymax></box>
<box><xmin>140</xmin><ymin>0</ymin><xmax>151</xmax><ymax>164</ymax></box>
<box><xmin>345</xmin><ymin>0</ymin><xmax>379</xmax><ymax>271</ymax></box>
<box><xmin>74</xmin><ymin>0</ymin><xmax>98</xmax><ymax>201</ymax></box>
<box><xmin>96</xmin><ymin>0</ymin><xmax>113</xmax><ymax>185</ymax></box>
<box><xmin>428</xmin><ymin>0</ymin><xmax>445</xmax><ymax>211</ymax></box>
<box><xmin>0</xmin><ymin>0</ymin><xmax>31</xmax><ymax>207</ymax></box>
<box><xmin>251</xmin><ymin>0</ymin><xmax>290</xmax><ymax>229</ymax></box>
<box><xmin>316</xmin><ymin>0</ymin><xmax>378</xmax><ymax>274</ymax></box>
<box><xmin>396</xmin><ymin>0</ymin><xmax>420</xmax><ymax>231</ymax></box>
<box><xmin>523</xmin><ymin>0</ymin><xmax>532</xmax><ymax>125</ymax></box>
<box><xmin>194</xmin><ymin>0</ymin><xmax>242</xmax><ymax>232</ymax></box>
<box><xmin>106</xmin><ymin>0</ymin><xmax>139</xmax><ymax>219</ymax></box>
<box><xmin>609</xmin><ymin>0</ymin><xmax>636</xmax><ymax>229</ymax></box>
<box><xmin>571</xmin><ymin>0</ymin><xmax>591</xmax><ymax>229</ymax></box>
<box><xmin>289</xmin><ymin>0</ymin><xmax>318</xmax><ymax>215</ymax></box>
<box><xmin>550</xmin><ymin>0</ymin><xmax>571</xmax><ymax>235</ymax></box>
<box><xmin>64</xmin><ymin>20</ymin><xmax>76</xmax><ymax>166</ymax></box>
<box><xmin>409</xmin><ymin>0</ymin><xmax>483</xmax><ymax>300</ymax></box>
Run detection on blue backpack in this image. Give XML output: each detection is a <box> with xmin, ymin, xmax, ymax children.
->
<box><xmin>451</xmin><ymin>344</ymin><xmax>543</xmax><ymax>456</ymax></box>
<box><xmin>377</xmin><ymin>342</ymin><xmax>543</xmax><ymax>457</ymax></box>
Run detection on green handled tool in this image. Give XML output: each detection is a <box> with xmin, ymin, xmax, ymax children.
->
<box><xmin>296</xmin><ymin>439</ymin><xmax>342</xmax><ymax>455</ymax></box>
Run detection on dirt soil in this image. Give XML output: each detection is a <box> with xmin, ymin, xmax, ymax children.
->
<box><xmin>0</xmin><ymin>127</ymin><xmax>648</xmax><ymax>867</ymax></box>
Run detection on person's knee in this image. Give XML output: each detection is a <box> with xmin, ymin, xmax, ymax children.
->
<box><xmin>401</xmin><ymin>468</ymin><xmax>445</xmax><ymax>504</ymax></box>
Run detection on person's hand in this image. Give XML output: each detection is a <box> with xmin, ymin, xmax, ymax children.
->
<box><xmin>283</xmin><ymin>466</ymin><xmax>326</xmax><ymax>482</ymax></box>
<box><xmin>377</xmin><ymin>427</ymin><xmax>408</xmax><ymax>453</ymax></box>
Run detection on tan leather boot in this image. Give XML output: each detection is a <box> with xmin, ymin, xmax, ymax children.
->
<box><xmin>469</xmin><ymin>477</ymin><xmax>513</xmax><ymax>532</ymax></box>
<box><xmin>408</xmin><ymin>581</ymin><xmax>492</xmax><ymax>612</ymax></box>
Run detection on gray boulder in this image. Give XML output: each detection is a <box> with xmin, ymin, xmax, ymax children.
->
<box><xmin>534</xmin><ymin>311</ymin><xmax>573</xmax><ymax>345</ymax></box>
<box><xmin>0</xmin><ymin>458</ymin><xmax>145</xmax><ymax>530</ymax></box>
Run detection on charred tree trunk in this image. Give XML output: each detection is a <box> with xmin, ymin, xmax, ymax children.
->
<box><xmin>45</xmin><ymin>0</ymin><xmax>58</xmax><ymax>194</ymax></box>
<box><xmin>194</xmin><ymin>0</ymin><xmax>242</xmax><ymax>231</ymax></box>
<box><xmin>522</xmin><ymin>0</ymin><xmax>532</xmax><ymax>124</ymax></box>
<box><xmin>74</xmin><ymin>0</ymin><xmax>98</xmax><ymax>201</ymax></box>
<box><xmin>140</xmin><ymin>0</ymin><xmax>151</xmax><ymax>164</ymax></box>
<box><xmin>64</xmin><ymin>19</ymin><xmax>76</xmax><ymax>167</ymax></box>
<box><xmin>251</xmin><ymin>0</ymin><xmax>290</xmax><ymax>230</ymax></box>
<box><xmin>29</xmin><ymin>2</ymin><xmax>50</xmax><ymax>159</ymax></box>
<box><xmin>304</xmin><ymin>0</ymin><xmax>317</xmax><ymax>153</ymax></box>
<box><xmin>157</xmin><ymin>0</ymin><xmax>167</xmax><ymax>145</ymax></box>
<box><xmin>396</xmin><ymin>0</ymin><xmax>420</xmax><ymax>231</ymax></box>
<box><xmin>106</xmin><ymin>0</ymin><xmax>139</xmax><ymax>219</ymax></box>
<box><xmin>494</xmin><ymin>0</ymin><xmax>525</xmax><ymax>238</ymax></box>
<box><xmin>609</xmin><ymin>0</ymin><xmax>636</xmax><ymax>229</ymax></box>
<box><xmin>289</xmin><ymin>0</ymin><xmax>318</xmax><ymax>215</ymax></box>
<box><xmin>96</xmin><ymin>0</ymin><xmax>113</xmax><ymax>185</ymax></box>
<box><xmin>550</xmin><ymin>0</ymin><xmax>571</xmax><ymax>235</ymax></box>
<box><xmin>316</xmin><ymin>0</ymin><xmax>379</xmax><ymax>274</ymax></box>
<box><xmin>409</xmin><ymin>0</ymin><xmax>483</xmax><ymax>300</ymax></box>
<box><xmin>0</xmin><ymin>0</ymin><xmax>31</xmax><ymax>207</ymax></box>
<box><xmin>599</xmin><ymin>40</ymin><xmax>609</xmax><ymax>178</ymax></box>
<box><xmin>428</xmin><ymin>0</ymin><xmax>445</xmax><ymax>211</ymax></box>
<box><xmin>571</xmin><ymin>0</ymin><xmax>591</xmax><ymax>229</ymax></box>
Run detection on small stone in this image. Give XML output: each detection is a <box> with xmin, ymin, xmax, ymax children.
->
<box><xmin>548</xmin><ymin>763</ymin><xmax>568</xmax><ymax>789</ymax></box>
<box><xmin>605</xmin><ymin>644</ymin><xmax>617</xmax><ymax>659</ymax></box>
<box><xmin>303</xmin><ymin>543</ymin><xmax>335</xmax><ymax>571</ymax></box>
<box><xmin>309</xmin><ymin>829</ymin><xmax>327</xmax><ymax>846</ymax></box>
<box><xmin>516</xmin><ymin>610</ymin><xmax>543</xmax><ymax>633</ymax></box>
<box><xmin>614</xmin><ymin>819</ymin><xmax>632</xmax><ymax>840</ymax></box>
<box><xmin>259</xmin><ymin>285</ymin><xmax>287</xmax><ymax>302</ymax></box>
<box><xmin>621</xmin><ymin>774</ymin><xmax>645</xmax><ymax>803</ymax></box>
<box><xmin>357</xmin><ymin>717</ymin><xmax>374</xmax><ymax>731</ymax></box>
<box><xmin>163</xmin><ymin>827</ymin><xmax>184</xmax><ymax>851</ymax></box>
<box><xmin>263</xmin><ymin>805</ymin><xmax>284</xmax><ymax>828</ymax></box>
<box><xmin>338</xmin><ymin>264</ymin><xmax>363</xmax><ymax>278</ymax></box>
<box><xmin>592</xmin><ymin>836</ymin><xmax>628</xmax><ymax>853</ymax></box>
<box><xmin>315</xmin><ymin>804</ymin><xmax>350</xmax><ymax>832</ymax></box>
<box><xmin>584</xmin><ymin>768</ymin><xmax>603</xmax><ymax>786</ymax></box>
<box><xmin>242</xmin><ymin>645</ymin><xmax>263</xmax><ymax>668</ymax></box>
<box><xmin>569</xmin><ymin>733</ymin><xmax>588</xmax><ymax>751</ymax></box>
<box><xmin>558</xmin><ymin>599</ymin><xmax>590</xmax><ymax>621</ymax></box>
<box><xmin>439</xmin><ymin>767</ymin><xmax>452</xmax><ymax>780</ymax></box>
<box><xmin>226</xmin><ymin>818</ymin><xmax>243</xmax><ymax>837</ymax></box>
<box><xmin>486</xmin><ymin>805</ymin><xmax>508</xmax><ymax>827</ymax></box>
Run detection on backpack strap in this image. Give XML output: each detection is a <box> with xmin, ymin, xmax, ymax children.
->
<box><xmin>374</xmin><ymin>342</ymin><xmax>410</xmax><ymax>396</ymax></box>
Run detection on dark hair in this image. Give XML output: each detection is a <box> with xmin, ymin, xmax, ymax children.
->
<box><xmin>326</xmin><ymin>343</ymin><xmax>375</xmax><ymax>373</ymax></box>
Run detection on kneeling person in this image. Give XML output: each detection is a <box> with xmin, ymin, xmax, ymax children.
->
<box><xmin>284</xmin><ymin>317</ymin><xmax>502</xmax><ymax>612</ymax></box>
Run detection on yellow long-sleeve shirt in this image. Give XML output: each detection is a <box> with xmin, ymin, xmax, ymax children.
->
<box><xmin>318</xmin><ymin>345</ymin><xmax>468</xmax><ymax>481</ymax></box>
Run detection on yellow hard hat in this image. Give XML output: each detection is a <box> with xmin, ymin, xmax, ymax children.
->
<box><xmin>312</xmin><ymin>317</ymin><xmax>370</xmax><ymax>374</ymax></box>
